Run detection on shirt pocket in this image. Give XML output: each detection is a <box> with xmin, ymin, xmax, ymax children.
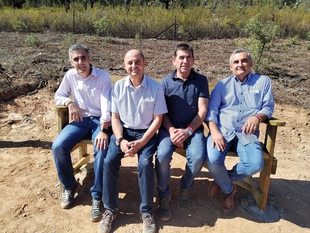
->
<box><xmin>140</xmin><ymin>97</ymin><xmax>155</xmax><ymax>114</ymax></box>
<box><xmin>247</xmin><ymin>91</ymin><xmax>262</xmax><ymax>109</ymax></box>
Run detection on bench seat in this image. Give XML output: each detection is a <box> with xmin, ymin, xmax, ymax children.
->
<box><xmin>52</xmin><ymin>105</ymin><xmax>285</xmax><ymax>211</ymax></box>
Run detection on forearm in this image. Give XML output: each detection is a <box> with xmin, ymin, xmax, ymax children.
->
<box><xmin>111</xmin><ymin>114</ymin><xmax>123</xmax><ymax>139</ymax></box>
<box><xmin>162</xmin><ymin>114</ymin><xmax>174</xmax><ymax>133</ymax></box>
<box><xmin>253</xmin><ymin>113</ymin><xmax>268</xmax><ymax>123</ymax></box>
<box><xmin>207</xmin><ymin>121</ymin><xmax>221</xmax><ymax>135</ymax></box>
<box><xmin>189</xmin><ymin>112</ymin><xmax>206</xmax><ymax>131</ymax></box>
<box><xmin>101</xmin><ymin>122</ymin><xmax>110</xmax><ymax>130</ymax></box>
<box><xmin>189</xmin><ymin>98</ymin><xmax>209</xmax><ymax>131</ymax></box>
<box><xmin>139</xmin><ymin>115</ymin><xmax>163</xmax><ymax>146</ymax></box>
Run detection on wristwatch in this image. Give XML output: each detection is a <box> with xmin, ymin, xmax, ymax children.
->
<box><xmin>186</xmin><ymin>128</ymin><xmax>193</xmax><ymax>136</ymax></box>
<box><xmin>100</xmin><ymin>128</ymin><xmax>108</xmax><ymax>134</ymax></box>
<box><xmin>116</xmin><ymin>137</ymin><xmax>123</xmax><ymax>146</ymax></box>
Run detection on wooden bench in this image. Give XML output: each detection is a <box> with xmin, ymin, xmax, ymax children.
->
<box><xmin>176</xmin><ymin>117</ymin><xmax>285</xmax><ymax>211</ymax></box>
<box><xmin>52</xmin><ymin>105</ymin><xmax>285</xmax><ymax>211</ymax></box>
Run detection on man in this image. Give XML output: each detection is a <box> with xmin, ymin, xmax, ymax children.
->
<box><xmin>52</xmin><ymin>44</ymin><xmax>111</xmax><ymax>222</ymax></box>
<box><xmin>205</xmin><ymin>48</ymin><xmax>275</xmax><ymax>215</ymax></box>
<box><xmin>98</xmin><ymin>49</ymin><xmax>167</xmax><ymax>233</ymax></box>
<box><xmin>155</xmin><ymin>43</ymin><xmax>209</xmax><ymax>221</ymax></box>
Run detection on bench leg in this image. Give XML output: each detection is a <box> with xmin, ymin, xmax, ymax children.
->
<box><xmin>257</xmin><ymin>154</ymin><xmax>273</xmax><ymax>211</ymax></box>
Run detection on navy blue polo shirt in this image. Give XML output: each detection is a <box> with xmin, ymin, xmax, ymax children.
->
<box><xmin>161</xmin><ymin>69</ymin><xmax>209</xmax><ymax>128</ymax></box>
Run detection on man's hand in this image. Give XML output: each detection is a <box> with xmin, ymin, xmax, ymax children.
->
<box><xmin>120</xmin><ymin>139</ymin><xmax>135</xmax><ymax>157</ymax></box>
<box><xmin>68</xmin><ymin>103</ymin><xmax>83</xmax><ymax>122</ymax></box>
<box><xmin>242</xmin><ymin>116</ymin><xmax>260</xmax><ymax>135</ymax></box>
<box><xmin>125</xmin><ymin>140</ymin><xmax>143</xmax><ymax>157</ymax></box>
<box><xmin>169</xmin><ymin>128</ymin><xmax>189</xmax><ymax>148</ymax></box>
<box><xmin>94</xmin><ymin>131</ymin><xmax>109</xmax><ymax>151</ymax></box>
<box><xmin>211</xmin><ymin>131</ymin><xmax>226</xmax><ymax>152</ymax></box>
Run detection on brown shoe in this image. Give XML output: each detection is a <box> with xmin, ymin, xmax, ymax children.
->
<box><xmin>221</xmin><ymin>184</ymin><xmax>236</xmax><ymax>215</ymax></box>
<box><xmin>208</xmin><ymin>180</ymin><xmax>221</xmax><ymax>198</ymax></box>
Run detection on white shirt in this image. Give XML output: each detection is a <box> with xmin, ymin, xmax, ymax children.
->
<box><xmin>111</xmin><ymin>74</ymin><xmax>167</xmax><ymax>129</ymax></box>
<box><xmin>55</xmin><ymin>66</ymin><xmax>111</xmax><ymax>124</ymax></box>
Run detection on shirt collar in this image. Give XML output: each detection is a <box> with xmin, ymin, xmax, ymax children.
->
<box><xmin>124</xmin><ymin>74</ymin><xmax>147</xmax><ymax>88</ymax></box>
<box><xmin>172</xmin><ymin>69</ymin><xmax>194</xmax><ymax>81</ymax></box>
<box><xmin>234</xmin><ymin>72</ymin><xmax>251</xmax><ymax>84</ymax></box>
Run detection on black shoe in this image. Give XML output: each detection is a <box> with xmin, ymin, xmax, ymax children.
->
<box><xmin>177</xmin><ymin>188</ymin><xmax>190</xmax><ymax>210</ymax></box>
<box><xmin>98</xmin><ymin>209</ymin><xmax>117</xmax><ymax>233</ymax></box>
<box><xmin>60</xmin><ymin>182</ymin><xmax>81</xmax><ymax>209</ymax></box>
<box><xmin>90</xmin><ymin>198</ymin><xmax>103</xmax><ymax>222</ymax></box>
<box><xmin>157</xmin><ymin>197</ymin><xmax>171</xmax><ymax>221</ymax></box>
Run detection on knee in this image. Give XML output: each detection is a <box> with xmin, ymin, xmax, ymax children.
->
<box><xmin>156</xmin><ymin>142</ymin><xmax>173</xmax><ymax>161</ymax></box>
<box><xmin>250</xmin><ymin>160</ymin><xmax>264</xmax><ymax>175</ymax></box>
<box><xmin>51</xmin><ymin>140</ymin><xmax>63</xmax><ymax>154</ymax></box>
<box><xmin>156</xmin><ymin>151</ymin><xmax>172</xmax><ymax>165</ymax></box>
<box><xmin>138</xmin><ymin>157</ymin><xmax>154</xmax><ymax>172</ymax></box>
<box><xmin>104</xmin><ymin>154</ymin><xmax>116</xmax><ymax>166</ymax></box>
<box><xmin>205</xmin><ymin>148</ymin><xmax>221</xmax><ymax>165</ymax></box>
<box><xmin>205</xmin><ymin>154</ymin><xmax>223</xmax><ymax>173</ymax></box>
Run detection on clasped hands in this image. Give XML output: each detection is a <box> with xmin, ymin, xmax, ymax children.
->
<box><xmin>121</xmin><ymin>139</ymin><xmax>142</xmax><ymax>157</ymax></box>
<box><xmin>169</xmin><ymin>127</ymin><xmax>190</xmax><ymax>148</ymax></box>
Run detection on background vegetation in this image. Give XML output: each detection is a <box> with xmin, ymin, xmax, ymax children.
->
<box><xmin>0</xmin><ymin>0</ymin><xmax>309</xmax><ymax>40</ymax></box>
<box><xmin>1</xmin><ymin>0</ymin><xmax>310</xmax><ymax>70</ymax></box>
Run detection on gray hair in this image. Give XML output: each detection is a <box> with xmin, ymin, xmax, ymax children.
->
<box><xmin>68</xmin><ymin>44</ymin><xmax>90</xmax><ymax>60</ymax></box>
<box><xmin>229</xmin><ymin>48</ymin><xmax>252</xmax><ymax>64</ymax></box>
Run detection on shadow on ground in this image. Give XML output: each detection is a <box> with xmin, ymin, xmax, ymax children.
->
<box><xmin>69</xmin><ymin>165</ymin><xmax>310</xmax><ymax>232</ymax></box>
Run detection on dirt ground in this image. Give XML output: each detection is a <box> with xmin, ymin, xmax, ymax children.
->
<box><xmin>0</xmin><ymin>32</ymin><xmax>310</xmax><ymax>233</ymax></box>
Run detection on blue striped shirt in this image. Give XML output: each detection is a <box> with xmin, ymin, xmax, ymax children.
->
<box><xmin>206</xmin><ymin>73</ymin><xmax>274</xmax><ymax>141</ymax></box>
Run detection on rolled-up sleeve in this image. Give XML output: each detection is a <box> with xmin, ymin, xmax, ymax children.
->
<box><xmin>257</xmin><ymin>77</ymin><xmax>274</xmax><ymax>118</ymax></box>
<box><xmin>55</xmin><ymin>72</ymin><xmax>72</xmax><ymax>106</ymax></box>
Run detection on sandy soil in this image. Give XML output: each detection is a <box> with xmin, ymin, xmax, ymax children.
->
<box><xmin>0</xmin><ymin>32</ymin><xmax>310</xmax><ymax>233</ymax></box>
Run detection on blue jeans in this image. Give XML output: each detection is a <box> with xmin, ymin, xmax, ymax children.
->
<box><xmin>205</xmin><ymin>134</ymin><xmax>263</xmax><ymax>194</ymax></box>
<box><xmin>52</xmin><ymin>117</ymin><xmax>108</xmax><ymax>200</ymax></box>
<box><xmin>155</xmin><ymin>126</ymin><xmax>205</xmax><ymax>199</ymax></box>
<box><xmin>103</xmin><ymin>128</ymin><xmax>156</xmax><ymax>214</ymax></box>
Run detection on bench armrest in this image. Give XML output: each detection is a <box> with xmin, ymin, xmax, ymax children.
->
<box><xmin>262</xmin><ymin>116</ymin><xmax>286</xmax><ymax>158</ymax></box>
<box><xmin>264</xmin><ymin>117</ymin><xmax>286</xmax><ymax>127</ymax></box>
<box><xmin>51</xmin><ymin>106</ymin><xmax>69</xmax><ymax>133</ymax></box>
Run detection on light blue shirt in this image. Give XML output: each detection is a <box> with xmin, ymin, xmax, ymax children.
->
<box><xmin>55</xmin><ymin>66</ymin><xmax>111</xmax><ymax>124</ymax></box>
<box><xmin>112</xmin><ymin>74</ymin><xmax>167</xmax><ymax>129</ymax></box>
<box><xmin>206</xmin><ymin>73</ymin><xmax>274</xmax><ymax>142</ymax></box>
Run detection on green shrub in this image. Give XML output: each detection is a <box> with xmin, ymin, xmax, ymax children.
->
<box><xmin>289</xmin><ymin>35</ymin><xmax>299</xmax><ymax>45</ymax></box>
<box><xmin>243</xmin><ymin>13</ymin><xmax>280</xmax><ymax>72</ymax></box>
<box><xmin>93</xmin><ymin>15</ymin><xmax>111</xmax><ymax>36</ymax></box>
<box><xmin>62</xmin><ymin>33</ymin><xmax>76</xmax><ymax>49</ymax></box>
<box><xmin>13</xmin><ymin>20</ymin><xmax>27</xmax><ymax>32</ymax></box>
<box><xmin>25</xmin><ymin>33</ymin><xmax>40</xmax><ymax>47</ymax></box>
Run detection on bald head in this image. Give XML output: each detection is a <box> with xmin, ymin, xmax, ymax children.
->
<box><xmin>124</xmin><ymin>49</ymin><xmax>145</xmax><ymax>62</ymax></box>
<box><xmin>123</xmin><ymin>49</ymin><xmax>146</xmax><ymax>79</ymax></box>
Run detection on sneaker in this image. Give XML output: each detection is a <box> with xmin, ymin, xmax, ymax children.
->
<box><xmin>221</xmin><ymin>184</ymin><xmax>236</xmax><ymax>215</ymax></box>
<box><xmin>157</xmin><ymin>197</ymin><xmax>171</xmax><ymax>221</ymax></box>
<box><xmin>90</xmin><ymin>198</ymin><xmax>103</xmax><ymax>222</ymax></box>
<box><xmin>98</xmin><ymin>209</ymin><xmax>117</xmax><ymax>233</ymax></box>
<box><xmin>177</xmin><ymin>188</ymin><xmax>190</xmax><ymax>210</ymax></box>
<box><xmin>60</xmin><ymin>182</ymin><xmax>81</xmax><ymax>209</ymax></box>
<box><xmin>141</xmin><ymin>213</ymin><xmax>156</xmax><ymax>233</ymax></box>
